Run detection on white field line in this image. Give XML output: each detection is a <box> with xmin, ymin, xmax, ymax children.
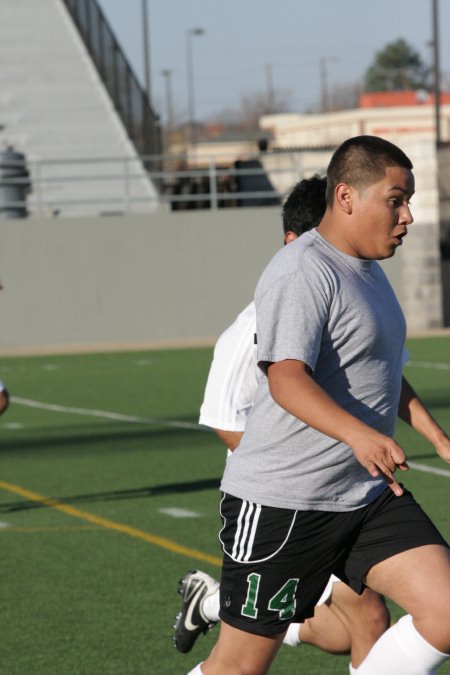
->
<box><xmin>10</xmin><ymin>396</ymin><xmax>205</xmax><ymax>432</ymax></box>
<box><xmin>407</xmin><ymin>360</ymin><xmax>450</xmax><ymax>371</ymax></box>
<box><xmin>10</xmin><ymin>355</ymin><xmax>450</xmax><ymax>482</ymax></box>
<box><xmin>158</xmin><ymin>507</ymin><xmax>202</xmax><ymax>518</ymax></box>
<box><xmin>407</xmin><ymin>462</ymin><xmax>450</xmax><ymax>478</ymax></box>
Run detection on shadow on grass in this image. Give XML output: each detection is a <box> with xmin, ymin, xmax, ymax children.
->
<box><xmin>0</xmin><ymin>421</ymin><xmax>214</xmax><ymax>456</ymax></box>
<box><xmin>1</xmin><ymin>456</ymin><xmax>448</xmax><ymax>517</ymax></box>
<box><xmin>0</xmin><ymin>477</ymin><xmax>221</xmax><ymax>513</ymax></box>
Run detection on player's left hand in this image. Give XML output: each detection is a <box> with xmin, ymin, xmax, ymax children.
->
<box><xmin>0</xmin><ymin>388</ymin><xmax>10</xmax><ymax>415</ymax></box>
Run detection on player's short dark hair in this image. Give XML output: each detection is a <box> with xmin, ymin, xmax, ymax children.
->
<box><xmin>282</xmin><ymin>175</ymin><xmax>327</xmax><ymax>235</ymax></box>
<box><xmin>326</xmin><ymin>135</ymin><xmax>413</xmax><ymax>206</ymax></box>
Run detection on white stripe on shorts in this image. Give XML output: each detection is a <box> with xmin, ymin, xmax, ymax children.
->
<box><xmin>232</xmin><ymin>500</ymin><xmax>262</xmax><ymax>562</ymax></box>
<box><xmin>244</xmin><ymin>504</ymin><xmax>261</xmax><ymax>561</ymax></box>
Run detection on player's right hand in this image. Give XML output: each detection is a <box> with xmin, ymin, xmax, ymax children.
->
<box><xmin>350</xmin><ymin>431</ymin><xmax>409</xmax><ymax>497</ymax></box>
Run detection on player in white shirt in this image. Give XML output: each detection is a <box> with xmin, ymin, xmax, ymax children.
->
<box><xmin>173</xmin><ymin>177</ymin><xmax>390</xmax><ymax>672</ymax></box>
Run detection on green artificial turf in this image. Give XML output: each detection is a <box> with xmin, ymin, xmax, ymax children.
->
<box><xmin>0</xmin><ymin>337</ymin><xmax>448</xmax><ymax>674</ymax></box>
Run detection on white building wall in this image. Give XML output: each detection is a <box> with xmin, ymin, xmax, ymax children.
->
<box><xmin>260</xmin><ymin>106</ymin><xmax>450</xmax><ymax>149</ymax></box>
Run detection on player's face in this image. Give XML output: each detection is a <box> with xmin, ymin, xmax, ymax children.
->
<box><xmin>348</xmin><ymin>165</ymin><xmax>415</xmax><ymax>260</ymax></box>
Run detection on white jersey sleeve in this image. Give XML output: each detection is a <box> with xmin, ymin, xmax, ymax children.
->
<box><xmin>199</xmin><ymin>302</ymin><xmax>260</xmax><ymax>432</ymax></box>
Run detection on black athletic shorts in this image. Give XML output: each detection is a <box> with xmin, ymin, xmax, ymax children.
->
<box><xmin>218</xmin><ymin>486</ymin><xmax>449</xmax><ymax>636</ymax></box>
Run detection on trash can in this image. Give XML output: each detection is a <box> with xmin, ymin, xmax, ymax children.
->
<box><xmin>0</xmin><ymin>147</ymin><xmax>31</xmax><ymax>218</ymax></box>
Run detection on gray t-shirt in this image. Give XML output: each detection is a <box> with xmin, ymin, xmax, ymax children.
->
<box><xmin>220</xmin><ymin>229</ymin><xmax>406</xmax><ymax>512</ymax></box>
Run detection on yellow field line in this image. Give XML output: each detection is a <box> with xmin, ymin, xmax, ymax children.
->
<box><xmin>0</xmin><ymin>479</ymin><xmax>222</xmax><ymax>567</ymax></box>
<box><xmin>0</xmin><ymin>525</ymin><xmax>100</xmax><ymax>533</ymax></box>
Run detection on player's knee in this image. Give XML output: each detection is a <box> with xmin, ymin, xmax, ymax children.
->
<box><xmin>362</xmin><ymin>595</ymin><xmax>390</xmax><ymax>640</ymax></box>
<box><xmin>371</xmin><ymin>599</ymin><xmax>390</xmax><ymax>638</ymax></box>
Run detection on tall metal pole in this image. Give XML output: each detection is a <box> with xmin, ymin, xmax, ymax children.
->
<box><xmin>319</xmin><ymin>57</ymin><xmax>337</xmax><ymax>113</ymax></box>
<box><xmin>320</xmin><ymin>58</ymin><xmax>329</xmax><ymax>112</ymax></box>
<box><xmin>161</xmin><ymin>69</ymin><xmax>174</xmax><ymax>130</ymax></box>
<box><xmin>432</xmin><ymin>0</ymin><xmax>442</xmax><ymax>146</ymax></box>
<box><xmin>186</xmin><ymin>28</ymin><xmax>205</xmax><ymax>147</ymax></box>
<box><xmin>141</xmin><ymin>0</ymin><xmax>152</xmax><ymax>104</ymax></box>
<box><xmin>265</xmin><ymin>64</ymin><xmax>275</xmax><ymax>113</ymax></box>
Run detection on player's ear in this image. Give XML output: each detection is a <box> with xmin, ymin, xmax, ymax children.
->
<box><xmin>284</xmin><ymin>231</ymin><xmax>298</xmax><ymax>245</ymax></box>
<box><xmin>335</xmin><ymin>183</ymin><xmax>353</xmax><ymax>214</ymax></box>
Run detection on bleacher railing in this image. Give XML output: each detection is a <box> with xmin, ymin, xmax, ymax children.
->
<box><xmin>61</xmin><ymin>0</ymin><xmax>161</xmax><ymax>172</ymax></box>
<box><xmin>0</xmin><ymin>151</ymin><xmax>330</xmax><ymax>218</ymax></box>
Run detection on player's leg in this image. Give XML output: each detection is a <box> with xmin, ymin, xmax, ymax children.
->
<box><xmin>200</xmin><ymin>621</ymin><xmax>285</xmax><ymax>675</ymax></box>
<box><xmin>357</xmin><ymin>544</ymin><xmax>450</xmax><ymax>674</ymax></box>
<box><xmin>289</xmin><ymin>602</ymin><xmax>351</xmax><ymax>653</ymax></box>
<box><xmin>346</xmin><ymin>489</ymin><xmax>450</xmax><ymax>674</ymax></box>
<box><xmin>284</xmin><ymin>576</ymin><xmax>351</xmax><ymax>653</ymax></box>
<box><xmin>327</xmin><ymin>582</ymin><xmax>389</xmax><ymax>667</ymax></box>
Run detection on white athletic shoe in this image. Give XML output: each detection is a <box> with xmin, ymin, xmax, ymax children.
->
<box><xmin>172</xmin><ymin>570</ymin><xmax>219</xmax><ymax>653</ymax></box>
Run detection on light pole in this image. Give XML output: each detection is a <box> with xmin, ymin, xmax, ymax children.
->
<box><xmin>265</xmin><ymin>63</ymin><xmax>275</xmax><ymax>113</ymax></box>
<box><xmin>431</xmin><ymin>0</ymin><xmax>442</xmax><ymax>146</ymax></box>
<box><xmin>141</xmin><ymin>0</ymin><xmax>152</xmax><ymax>104</ymax></box>
<box><xmin>161</xmin><ymin>69</ymin><xmax>174</xmax><ymax>131</ymax></box>
<box><xmin>319</xmin><ymin>57</ymin><xmax>337</xmax><ymax>112</ymax></box>
<box><xmin>186</xmin><ymin>27</ymin><xmax>205</xmax><ymax>147</ymax></box>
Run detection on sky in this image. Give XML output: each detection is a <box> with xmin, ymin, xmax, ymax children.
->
<box><xmin>96</xmin><ymin>0</ymin><xmax>450</xmax><ymax>125</ymax></box>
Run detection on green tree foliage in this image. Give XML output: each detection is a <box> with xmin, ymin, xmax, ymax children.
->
<box><xmin>364</xmin><ymin>38</ymin><xmax>429</xmax><ymax>92</ymax></box>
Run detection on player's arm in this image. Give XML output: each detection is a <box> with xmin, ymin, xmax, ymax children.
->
<box><xmin>267</xmin><ymin>359</ymin><xmax>408</xmax><ymax>496</ymax></box>
<box><xmin>213</xmin><ymin>429</ymin><xmax>243</xmax><ymax>452</ymax></box>
<box><xmin>398</xmin><ymin>375</ymin><xmax>450</xmax><ymax>462</ymax></box>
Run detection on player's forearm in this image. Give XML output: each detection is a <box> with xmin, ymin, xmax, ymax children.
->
<box><xmin>268</xmin><ymin>360</ymin><xmax>373</xmax><ymax>447</ymax></box>
<box><xmin>268</xmin><ymin>360</ymin><xmax>408</xmax><ymax>494</ymax></box>
<box><xmin>213</xmin><ymin>428</ymin><xmax>243</xmax><ymax>451</ymax></box>
<box><xmin>398</xmin><ymin>376</ymin><xmax>448</xmax><ymax>446</ymax></box>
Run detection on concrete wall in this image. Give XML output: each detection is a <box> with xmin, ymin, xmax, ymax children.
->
<box><xmin>0</xmin><ymin>202</ymin><xmax>437</xmax><ymax>355</ymax></box>
<box><xmin>0</xmin><ymin>208</ymin><xmax>282</xmax><ymax>353</ymax></box>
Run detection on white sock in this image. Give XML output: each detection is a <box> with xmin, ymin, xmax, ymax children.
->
<box><xmin>356</xmin><ymin>614</ymin><xmax>449</xmax><ymax>674</ymax></box>
<box><xmin>349</xmin><ymin>665</ymin><xmax>357</xmax><ymax>674</ymax></box>
<box><xmin>283</xmin><ymin>622</ymin><xmax>302</xmax><ymax>647</ymax></box>
<box><xmin>187</xmin><ymin>664</ymin><xmax>203</xmax><ymax>674</ymax></box>
<box><xmin>202</xmin><ymin>588</ymin><xmax>220</xmax><ymax>623</ymax></box>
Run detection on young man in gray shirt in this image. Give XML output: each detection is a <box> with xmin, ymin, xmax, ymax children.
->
<box><xmin>189</xmin><ymin>135</ymin><xmax>450</xmax><ymax>675</ymax></box>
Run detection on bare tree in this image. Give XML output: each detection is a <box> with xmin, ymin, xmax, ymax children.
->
<box><xmin>306</xmin><ymin>80</ymin><xmax>362</xmax><ymax>113</ymax></box>
<box><xmin>327</xmin><ymin>80</ymin><xmax>363</xmax><ymax>111</ymax></box>
<box><xmin>239</xmin><ymin>88</ymin><xmax>294</xmax><ymax>128</ymax></box>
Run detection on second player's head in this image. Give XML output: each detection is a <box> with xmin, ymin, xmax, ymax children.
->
<box><xmin>282</xmin><ymin>175</ymin><xmax>327</xmax><ymax>243</ymax></box>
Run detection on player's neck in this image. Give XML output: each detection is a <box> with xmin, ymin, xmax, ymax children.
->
<box><xmin>316</xmin><ymin>218</ymin><xmax>365</xmax><ymax>260</ymax></box>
